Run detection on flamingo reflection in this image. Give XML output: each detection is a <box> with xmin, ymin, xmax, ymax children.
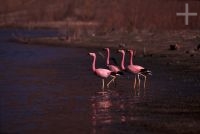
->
<box><xmin>90</xmin><ymin>90</ymin><xmax>148</xmax><ymax>134</ymax></box>
<box><xmin>91</xmin><ymin>93</ymin><xmax>113</xmax><ymax>126</ymax></box>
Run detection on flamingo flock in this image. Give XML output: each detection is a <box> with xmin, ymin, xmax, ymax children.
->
<box><xmin>89</xmin><ymin>48</ymin><xmax>152</xmax><ymax>91</ymax></box>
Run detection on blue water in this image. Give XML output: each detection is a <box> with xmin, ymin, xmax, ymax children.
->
<box><xmin>0</xmin><ymin>29</ymin><xmax>200</xmax><ymax>134</ymax></box>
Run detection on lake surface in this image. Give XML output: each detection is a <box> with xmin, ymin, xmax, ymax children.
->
<box><xmin>0</xmin><ymin>29</ymin><xmax>200</xmax><ymax>134</ymax></box>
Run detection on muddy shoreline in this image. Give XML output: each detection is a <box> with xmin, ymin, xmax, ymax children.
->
<box><xmin>11</xmin><ymin>29</ymin><xmax>200</xmax><ymax>72</ymax></box>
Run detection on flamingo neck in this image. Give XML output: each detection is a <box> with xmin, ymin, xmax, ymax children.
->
<box><xmin>130</xmin><ymin>51</ymin><xmax>133</xmax><ymax>65</ymax></box>
<box><xmin>92</xmin><ymin>55</ymin><xmax>96</xmax><ymax>72</ymax></box>
<box><xmin>106</xmin><ymin>48</ymin><xmax>110</xmax><ymax>65</ymax></box>
<box><xmin>121</xmin><ymin>52</ymin><xmax>125</xmax><ymax>70</ymax></box>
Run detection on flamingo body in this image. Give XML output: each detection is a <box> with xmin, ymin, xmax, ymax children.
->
<box><xmin>127</xmin><ymin>50</ymin><xmax>151</xmax><ymax>75</ymax></box>
<box><xmin>127</xmin><ymin>65</ymin><xmax>144</xmax><ymax>74</ymax></box>
<box><xmin>95</xmin><ymin>68</ymin><xmax>112</xmax><ymax>78</ymax></box>
<box><xmin>108</xmin><ymin>65</ymin><xmax>120</xmax><ymax>73</ymax></box>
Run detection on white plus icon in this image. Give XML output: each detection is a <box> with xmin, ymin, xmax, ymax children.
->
<box><xmin>176</xmin><ymin>3</ymin><xmax>198</xmax><ymax>25</ymax></box>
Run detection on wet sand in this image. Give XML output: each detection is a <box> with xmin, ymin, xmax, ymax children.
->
<box><xmin>0</xmin><ymin>29</ymin><xmax>200</xmax><ymax>134</ymax></box>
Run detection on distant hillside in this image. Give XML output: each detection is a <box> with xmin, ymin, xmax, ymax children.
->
<box><xmin>0</xmin><ymin>0</ymin><xmax>200</xmax><ymax>30</ymax></box>
<box><xmin>0</xmin><ymin>0</ymin><xmax>75</xmax><ymax>21</ymax></box>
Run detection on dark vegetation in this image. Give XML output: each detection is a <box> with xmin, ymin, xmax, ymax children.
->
<box><xmin>0</xmin><ymin>0</ymin><xmax>200</xmax><ymax>31</ymax></box>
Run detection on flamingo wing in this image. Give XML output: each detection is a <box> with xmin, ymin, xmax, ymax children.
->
<box><xmin>95</xmin><ymin>68</ymin><xmax>112</xmax><ymax>78</ymax></box>
<box><xmin>108</xmin><ymin>65</ymin><xmax>120</xmax><ymax>73</ymax></box>
<box><xmin>127</xmin><ymin>65</ymin><xmax>144</xmax><ymax>73</ymax></box>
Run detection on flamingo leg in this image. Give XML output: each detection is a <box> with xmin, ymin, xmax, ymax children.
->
<box><xmin>113</xmin><ymin>77</ymin><xmax>117</xmax><ymax>87</ymax></box>
<box><xmin>102</xmin><ymin>79</ymin><xmax>105</xmax><ymax>91</ymax></box>
<box><xmin>144</xmin><ymin>76</ymin><xmax>146</xmax><ymax>89</ymax></box>
<box><xmin>107</xmin><ymin>76</ymin><xmax>116</xmax><ymax>88</ymax></box>
<box><xmin>111</xmin><ymin>75</ymin><xmax>116</xmax><ymax>84</ymax></box>
<box><xmin>139</xmin><ymin>73</ymin><xmax>147</xmax><ymax>89</ymax></box>
<box><xmin>112</xmin><ymin>76</ymin><xmax>117</xmax><ymax>87</ymax></box>
<box><xmin>138</xmin><ymin>74</ymin><xmax>141</xmax><ymax>89</ymax></box>
<box><xmin>134</xmin><ymin>75</ymin><xmax>137</xmax><ymax>89</ymax></box>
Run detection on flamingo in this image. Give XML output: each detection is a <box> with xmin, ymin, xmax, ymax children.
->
<box><xmin>127</xmin><ymin>50</ymin><xmax>152</xmax><ymax>89</ymax></box>
<box><xmin>118</xmin><ymin>49</ymin><xmax>151</xmax><ymax>89</ymax></box>
<box><xmin>104</xmin><ymin>48</ymin><xmax>123</xmax><ymax>87</ymax></box>
<box><xmin>89</xmin><ymin>53</ymin><xmax>115</xmax><ymax>91</ymax></box>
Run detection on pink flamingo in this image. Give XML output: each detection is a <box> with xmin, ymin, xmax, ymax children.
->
<box><xmin>127</xmin><ymin>50</ymin><xmax>152</xmax><ymax>89</ymax></box>
<box><xmin>118</xmin><ymin>49</ymin><xmax>151</xmax><ymax>89</ymax></box>
<box><xmin>104</xmin><ymin>48</ymin><xmax>123</xmax><ymax>87</ymax></box>
<box><xmin>89</xmin><ymin>53</ymin><xmax>114</xmax><ymax>91</ymax></box>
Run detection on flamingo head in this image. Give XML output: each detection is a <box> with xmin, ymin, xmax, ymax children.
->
<box><xmin>104</xmin><ymin>47</ymin><xmax>109</xmax><ymax>51</ymax></box>
<box><xmin>89</xmin><ymin>53</ymin><xmax>96</xmax><ymax>57</ymax></box>
<box><xmin>118</xmin><ymin>49</ymin><xmax>125</xmax><ymax>54</ymax></box>
<box><xmin>127</xmin><ymin>49</ymin><xmax>136</xmax><ymax>56</ymax></box>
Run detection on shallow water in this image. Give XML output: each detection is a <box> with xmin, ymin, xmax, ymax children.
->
<box><xmin>0</xmin><ymin>29</ymin><xmax>200</xmax><ymax>134</ymax></box>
